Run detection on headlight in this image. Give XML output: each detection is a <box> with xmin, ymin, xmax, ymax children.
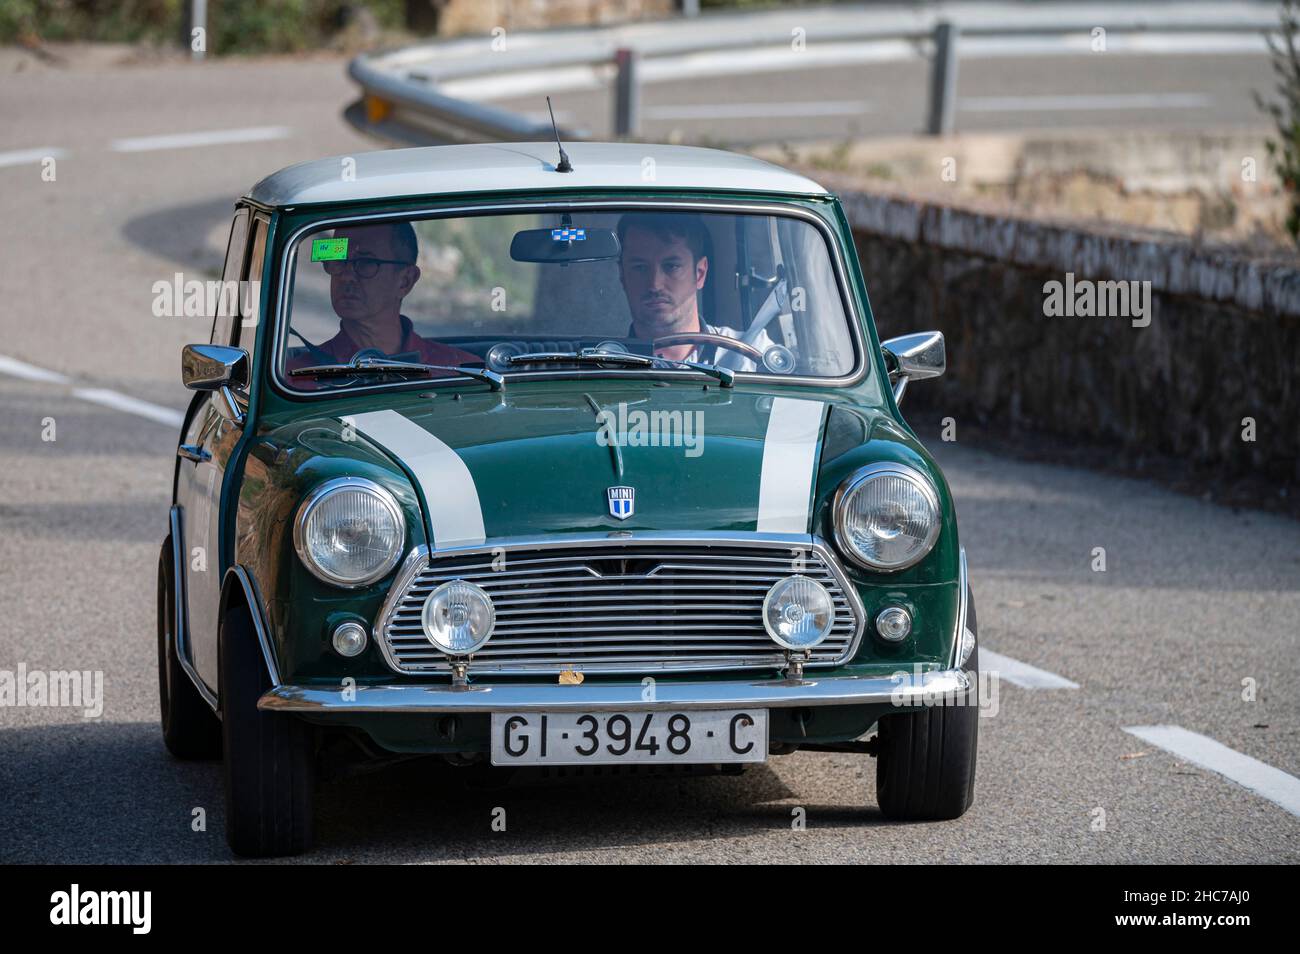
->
<box><xmin>833</xmin><ymin>463</ymin><xmax>941</xmax><ymax>571</ymax></box>
<box><xmin>294</xmin><ymin>478</ymin><xmax>406</xmax><ymax>587</ymax></box>
<box><xmin>422</xmin><ymin>580</ymin><xmax>495</xmax><ymax>655</ymax></box>
<box><xmin>762</xmin><ymin>575</ymin><xmax>834</xmax><ymax>650</ymax></box>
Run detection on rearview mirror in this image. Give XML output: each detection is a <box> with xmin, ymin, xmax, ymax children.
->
<box><xmin>510</xmin><ymin>226</ymin><xmax>620</xmax><ymax>264</ymax></box>
<box><xmin>881</xmin><ymin>331</ymin><xmax>945</xmax><ymax>405</ymax></box>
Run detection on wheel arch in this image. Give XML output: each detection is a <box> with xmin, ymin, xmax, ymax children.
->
<box><xmin>218</xmin><ymin>564</ymin><xmax>283</xmax><ymax>703</ymax></box>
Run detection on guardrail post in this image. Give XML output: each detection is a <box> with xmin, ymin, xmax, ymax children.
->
<box><xmin>926</xmin><ymin>21</ymin><xmax>959</xmax><ymax>135</ymax></box>
<box><xmin>681</xmin><ymin>0</ymin><xmax>700</xmax><ymax>16</ymax></box>
<box><xmin>614</xmin><ymin>47</ymin><xmax>641</xmax><ymax>140</ymax></box>
<box><xmin>188</xmin><ymin>0</ymin><xmax>207</xmax><ymax>60</ymax></box>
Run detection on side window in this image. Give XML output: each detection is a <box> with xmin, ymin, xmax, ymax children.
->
<box><xmin>210</xmin><ymin>208</ymin><xmax>250</xmax><ymax>347</ymax></box>
<box><xmin>234</xmin><ymin>216</ymin><xmax>268</xmax><ymax>365</ymax></box>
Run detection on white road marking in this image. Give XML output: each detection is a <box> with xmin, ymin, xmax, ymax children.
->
<box><xmin>756</xmin><ymin>397</ymin><xmax>826</xmax><ymax>533</ymax></box>
<box><xmin>442</xmin><ymin>65</ymin><xmax>604</xmax><ymax>100</ymax></box>
<box><xmin>981</xmin><ymin>649</ymin><xmax>1080</xmax><ymax>689</ymax></box>
<box><xmin>71</xmin><ymin>388</ymin><xmax>184</xmax><ymax>428</ymax></box>
<box><xmin>0</xmin><ymin>147</ymin><xmax>68</xmax><ymax>169</ymax></box>
<box><xmin>0</xmin><ymin>354</ymin><xmax>70</xmax><ymax>384</ymax></box>
<box><xmin>961</xmin><ymin>93</ymin><xmax>1212</xmax><ymax>112</ymax></box>
<box><xmin>343</xmin><ymin>409</ymin><xmax>486</xmax><ymax>547</ymax></box>
<box><xmin>0</xmin><ymin>352</ymin><xmax>184</xmax><ymax>428</ymax></box>
<box><xmin>109</xmin><ymin>126</ymin><xmax>292</xmax><ymax>153</ymax></box>
<box><xmin>644</xmin><ymin>101</ymin><xmax>872</xmax><ymax>120</ymax></box>
<box><xmin>1124</xmin><ymin>725</ymin><xmax>1300</xmax><ymax>818</ymax></box>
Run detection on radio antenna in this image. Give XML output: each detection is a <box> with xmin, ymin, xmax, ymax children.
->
<box><xmin>547</xmin><ymin>97</ymin><xmax>573</xmax><ymax>173</ymax></box>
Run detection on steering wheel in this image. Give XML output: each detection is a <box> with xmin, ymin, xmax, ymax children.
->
<box><xmin>651</xmin><ymin>333</ymin><xmax>766</xmax><ymax>363</ymax></box>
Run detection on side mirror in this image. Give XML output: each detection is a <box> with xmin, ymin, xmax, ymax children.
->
<box><xmin>182</xmin><ymin>344</ymin><xmax>249</xmax><ymax>427</ymax></box>
<box><xmin>881</xmin><ymin>331</ymin><xmax>945</xmax><ymax>405</ymax></box>
<box><xmin>182</xmin><ymin>344</ymin><xmax>248</xmax><ymax>391</ymax></box>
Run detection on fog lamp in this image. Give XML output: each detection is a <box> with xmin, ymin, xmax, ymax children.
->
<box><xmin>762</xmin><ymin>576</ymin><xmax>834</xmax><ymax>651</ymax></box>
<box><xmin>422</xmin><ymin>579</ymin><xmax>495</xmax><ymax>655</ymax></box>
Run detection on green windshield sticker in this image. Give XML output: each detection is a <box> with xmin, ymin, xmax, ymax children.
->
<box><xmin>310</xmin><ymin>237</ymin><xmax>348</xmax><ymax>262</ymax></box>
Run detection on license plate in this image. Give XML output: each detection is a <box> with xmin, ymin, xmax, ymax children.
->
<box><xmin>490</xmin><ymin>709</ymin><xmax>768</xmax><ymax>766</ymax></box>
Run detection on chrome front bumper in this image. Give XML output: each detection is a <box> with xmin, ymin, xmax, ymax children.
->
<box><xmin>258</xmin><ymin>668</ymin><xmax>971</xmax><ymax>714</ymax></box>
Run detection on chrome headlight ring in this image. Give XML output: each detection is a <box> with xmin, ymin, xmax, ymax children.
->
<box><xmin>293</xmin><ymin>477</ymin><xmax>407</xmax><ymax>588</ymax></box>
<box><xmin>832</xmin><ymin>462</ymin><xmax>942</xmax><ymax>572</ymax></box>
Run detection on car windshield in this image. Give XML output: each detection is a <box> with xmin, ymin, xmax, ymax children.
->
<box><xmin>277</xmin><ymin>207</ymin><xmax>857</xmax><ymax>390</ymax></box>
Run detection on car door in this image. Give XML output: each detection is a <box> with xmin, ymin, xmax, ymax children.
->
<box><xmin>175</xmin><ymin>208</ymin><xmax>268</xmax><ymax>691</ymax></box>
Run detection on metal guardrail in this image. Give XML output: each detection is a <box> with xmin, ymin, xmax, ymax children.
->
<box><xmin>347</xmin><ymin>9</ymin><xmax>1281</xmax><ymax>145</ymax></box>
<box><xmin>346</xmin><ymin>55</ymin><xmax>566</xmax><ymax>143</ymax></box>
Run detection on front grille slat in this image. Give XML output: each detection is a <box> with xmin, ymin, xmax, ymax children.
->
<box><xmin>379</xmin><ymin>541</ymin><xmax>862</xmax><ymax>674</ymax></box>
<box><xmin>404</xmin><ymin>581</ymin><xmax>788</xmax><ymax>599</ymax></box>
<box><xmin>387</xmin><ymin>633</ymin><xmax>849</xmax><ymax>648</ymax></box>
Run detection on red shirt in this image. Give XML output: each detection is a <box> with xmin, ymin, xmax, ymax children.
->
<box><xmin>285</xmin><ymin>316</ymin><xmax>480</xmax><ymax>390</ymax></box>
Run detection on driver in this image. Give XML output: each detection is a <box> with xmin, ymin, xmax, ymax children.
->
<box><xmin>286</xmin><ymin>221</ymin><xmax>478</xmax><ymax>384</ymax></box>
<box><xmin>617</xmin><ymin>212</ymin><xmax>776</xmax><ymax>372</ymax></box>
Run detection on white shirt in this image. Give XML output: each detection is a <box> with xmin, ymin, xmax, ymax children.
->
<box><xmin>670</xmin><ymin>322</ymin><xmax>779</xmax><ymax>373</ymax></box>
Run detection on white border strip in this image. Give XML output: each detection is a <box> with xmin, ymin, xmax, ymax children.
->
<box><xmin>756</xmin><ymin>397</ymin><xmax>825</xmax><ymax>533</ymax></box>
<box><xmin>343</xmin><ymin>409</ymin><xmax>486</xmax><ymax>547</ymax></box>
<box><xmin>1124</xmin><ymin>724</ymin><xmax>1300</xmax><ymax>818</ymax></box>
<box><xmin>981</xmin><ymin>649</ymin><xmax>1080</xmax><ymax>689</ymax></box>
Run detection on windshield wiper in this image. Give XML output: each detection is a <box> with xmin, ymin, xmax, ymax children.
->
<box><xmin>664</xmin><ymin>358</ymin><xmax>735</xmax><ymax>388</ymax></box>
<box><xmin>505</xmin><ymin>348</ymin><xmax>734</xmax><ymax>388</ymax></box>
<box><xmin>290</xmin><ymin>356</ymin><xmax>504</xmax><ymax>391</ymax></box>
<box><xmin>506</xmin><ymin>349</ymin><xmax>654</xmax><ymax>368</ymax></box>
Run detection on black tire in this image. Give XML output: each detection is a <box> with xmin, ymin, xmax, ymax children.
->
<box><xmin>220</xmin><ymin>602</ymin><xmax>315</xmax><ymax>857</ymax></box>
<box><xmin>157</xmin><ymin>543</ymin><xmax>221</xmax><ymax>760</ymax></box>
<box><xmin>875</xmin><ymin>586</ymin><xmax>979</xmax><ymax>821</ymax></box>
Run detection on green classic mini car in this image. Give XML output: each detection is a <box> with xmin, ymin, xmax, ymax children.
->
<box><xmin>159</xmin><ymin>141</ymin><xmax>978</xmax><ymax>857</ymax></box>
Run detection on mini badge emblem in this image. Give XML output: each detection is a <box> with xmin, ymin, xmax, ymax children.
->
<box><xmin>606</xmin><ymin>486</ymin><xmax>635</xmax><ymax>520</ymax></box>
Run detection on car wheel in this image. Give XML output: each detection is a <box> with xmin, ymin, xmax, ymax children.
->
<box><xmin>874</xmin><ymin>586</ymin><xmax>979</xmax><ymax>821</ymax></box>
<box><xmin>220</xmin><ymin>601</ymin><xmax>316</xmax><ymax>857</ymax></box>
<box><xmin>157</xmin><ymin>543</ymin><xmax>221</xmax><ymax>759</ymax></box>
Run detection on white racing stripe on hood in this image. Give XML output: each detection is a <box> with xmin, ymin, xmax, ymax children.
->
<box><xmin>756</xmin><ymin>397</ymin><xmax>826</xmax><ymax>533</ymax></box>
<box><xmin>341</xmin><ymin>409</ymin><xmax>486</xmax><ymax>547</ymax></box>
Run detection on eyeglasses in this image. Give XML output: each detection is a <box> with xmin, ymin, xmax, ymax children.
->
<box><xmin>322</xmin><ymin>257</ymin><xmax>414</xmax><ymax>279</ymax></box>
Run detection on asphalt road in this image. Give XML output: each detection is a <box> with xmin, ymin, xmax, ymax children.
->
<box><xmin>0</xmin><ymin>51</ymin><xmax>1297</xmax><ymax>864</ymax></box>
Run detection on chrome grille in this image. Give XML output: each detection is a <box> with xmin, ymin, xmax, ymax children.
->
<box><xmin>376</xmin><ymin>538</ymin><xmax>863</xmax><ymax>674</ymax></box>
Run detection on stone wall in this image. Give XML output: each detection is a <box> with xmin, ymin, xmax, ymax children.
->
<box><xmin>758</xmin><ymin>129</ymin><xmax>1287</xmax><ymax>247</ymax></box>
<box><xmin>434</xmin><ymin>0</ymin><xmax>676</xmax><ymax>35</ymax></box>
<box><xmin>840</xmin><ymin>189</ymin><xmax>1300</xmax><ymax>489</ymax></box>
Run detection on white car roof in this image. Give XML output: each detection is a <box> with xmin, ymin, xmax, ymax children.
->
<box><xmin>245</xmin><ymin>141</ymin><xmax>828</xmax><ymax>206</ymax></box>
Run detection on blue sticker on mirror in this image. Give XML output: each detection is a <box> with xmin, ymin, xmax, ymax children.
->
<box><xmin>552</xmin><ymin>227</ymin><xmax>586</xmax><ymax>242</ymax></box>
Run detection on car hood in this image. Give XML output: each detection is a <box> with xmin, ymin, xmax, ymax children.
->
<box><xmin>332</xmin><ymin>384</ymin><xmax>845</xmax><ymax>546</ymax></box>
